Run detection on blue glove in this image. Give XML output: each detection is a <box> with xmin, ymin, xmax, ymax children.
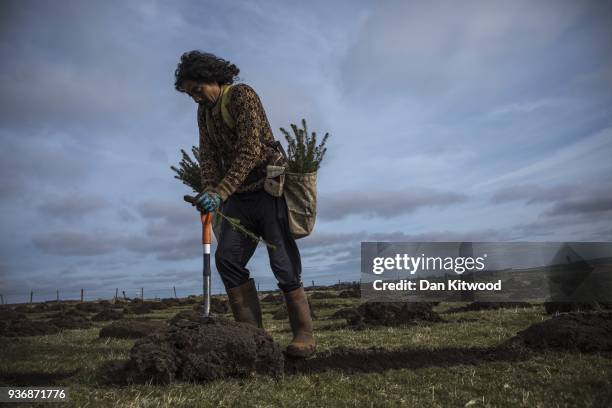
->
<box><xmin>196</xmin><ymin>191</ymin><xmax>221</xmax><ymax>213</ymax></box>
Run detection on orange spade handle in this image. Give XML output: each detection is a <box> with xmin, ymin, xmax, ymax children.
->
<box><xmin>201</xmin><ymin>212</ymin><xmax>213</xmax><ymax>245</ymax></box>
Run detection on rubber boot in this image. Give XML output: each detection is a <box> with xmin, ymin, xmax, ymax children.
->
<box><xmin>283</xmin><ymin>285</ymin><xmax>315</xmax><ymax>358</ymax></box>
<box><xmin>226</xmin><ymin>278</ymin><xmax>263</xmax><ymax>328</ymax></box>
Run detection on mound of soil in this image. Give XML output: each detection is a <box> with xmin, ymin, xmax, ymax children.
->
<box><xmin>329</xmin><ymin>307</ymin><xmax>360</xmax><ymax>321</ymax></box>
<box><xmin>261</xmin><ymin>294</ymin><xmax>283</xmax><ymax>303</ymax></box>
<box><xmin>272</xmin><ymin>299</ymin><xmax>316</xmax><ymax>320</ymax></box>
<box><xmin>48</xmin><ymin>316</ymin><xmax>93</xmax><ymax>330</ymax></box>
<box><xmin>543</xmin><ymin>301</ymin><xmax>610</xmax><ymax>315</ymax></box>
<box><xmin>124</xmin><ymin>317</ymin><xmax>284</xmax><ymax>384</ymax></box>
<box><xmin>168</xmin><ymin>310</ymin><xmax>201</xmax><ymax>325</ymax></box>
<box><xmin>48</xmin><ymin>309</ymin><xmax>88</xmax><ymax>319</ymax></box>
<box><xmin>32</xmin><ymin>303</ymin><xmax>49</xmax><ymax>312</ymax></box>
<box><xmin>128</xmin><ymin>303</ymin><xmax>154</xmax><ymax>315</ymax></box>
<box><xmin>338</xmin><ymin>288</ymin><xmax>360</xmax><ymax>298</ymax></box>
<box><xmin>510</xmin><ymin>312</ymin><xmax>612</xmax><ymax>352</ymax></box>
<box><xmin>99</xmin><ymin>320</ymin><xmax>165</xmax><ymax>339</ymax></box>
<box><xmin>43</xmin><ymin>302</ymin><xmax>70</xmax><ymax>312</ymax></box>
<box><xmin>180</xmin><ymin>296</ymin><xmax>200</xmax><ymax>305</ymax></box>
<box><xmin>310</xmin><ymin>292</ymin><xmax>337</xmax><ymax>300</ymax></box>
<box><xmin>14</xmin><ymin>305</ymin><xmax>30</xmax><ymax>313</ymax></box>
<box><xmin>446</xmin><ymin>302</ymin><xmax>533</xmax><ymax>313</ymax></box>
<box><xmin>0</xmin><ymin>319</ymin><xmax>60</xmax><ymax>337</ymax></box>
<box><xmin>348</xmin><ymin>302</ymin><xmax>443</xmax><ymax>327</ymax></box>
<box><xmin>193</xmin><ymin>298</ymin><xmax>230</xmax><ymax>314</ymax></box>
<box><xmin>75</xmin><ymin>302</ymin><xmax>106</xmax><ymax>313</ymax></box>
<box><xmin>161</xmin><ymin>298</ymin><xmax>181</xmax><ymax>307</ymax></box>
<box><xmin>92</xmin><ymin>309</ymin><xmax>124</xmax><ymax>321</ymax></box>
<box><xmin>0</xmin><ymin>308</ymin><xmax>25</xmax><ymax>321</ymax></box>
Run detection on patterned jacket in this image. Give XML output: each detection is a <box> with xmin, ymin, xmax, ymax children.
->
<box><xmin>197</xmin><ymin>83</ymin><xmax>286</xmax><ymax>202</ymax></box>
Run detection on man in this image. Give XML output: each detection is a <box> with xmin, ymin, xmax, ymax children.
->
<box><xmin>174</xmin><ymin>50</ymin><xmax>315</xmax><ymax>358</ymax></box>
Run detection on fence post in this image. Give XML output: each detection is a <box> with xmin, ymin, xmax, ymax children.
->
<box><xmin>80</xmin><ymin>288</ymin><xmax>84</xmax><ymax>302</ymax></box>
<box><xmin>30</xmin><ymin>291</ymin><xmax>33</xmax><ymax>304</ymax></box>
<box><xmin>141</xmin><ymin>287</ymin><xmax>144</xmax><ymax>301</ymax></box>
<box><xmin>257</xmin><ymin>282</ymin><xmax>260</xmax><ymax>291</ymax></box>
<box><xmin>173</xmin><ymin>286</ymin><xmax>177</xmax><ymax>298</ymax></box>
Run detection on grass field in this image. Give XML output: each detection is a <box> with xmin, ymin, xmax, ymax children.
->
<box><xmin>1</xmin><ymin>294</ymin><xmax>611</xmax><ymax>407</ymax></box>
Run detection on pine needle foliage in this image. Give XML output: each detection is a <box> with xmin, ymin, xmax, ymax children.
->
<box><xmin>279</xmin><ymin>118</ymin><xmax>330</xmax><ymax>173</ymax></box>
<box><xmin>170</xmin><ymin>147</ymin><xmax>276</xmax><ymax>250</ymax></box>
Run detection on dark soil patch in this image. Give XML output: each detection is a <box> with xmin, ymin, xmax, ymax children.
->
<box><xmin>445</xmin><ymin>302</ymin><xmax>534</xmax><ymax>313</ymax></box>
<box><xmin>261</xmin><ymin>294</ymin><xmax>283</xmax><ymax>303</ymax></box>
<box><xmin>329</xmin><ymin>307</ymin><xmax>360</xmax><ymax>321</ymax></box>
<box><xmin>99</xmin><ymin>320</ymin><xmax>166</xmax><ymax>339</ymax></box>
<box><xmin>32</xmin><ymin>303</ymin><xmax>49</xmax><ymax>312</ymax></box>
<box><xmin>347</xmin><ymin>302</ymin><xmax>444</xmax><ymax>328</ymax></box>
<box><xmin>75</xmin><ymin>302</ymin><xmax>106</xmax><ymax>313</ymax></box>
<box><xmin>48</xmin><ymin>316</ymin><xmax>93</xmax><ymax>330</ymax></box>
<box><xmin>123</xmin><ymin>317</ymin><xmax>284</xmax><ymax>384</ymax></box>
<box><xmin>310</xmin><ymin>292</ymin><xmax>338</xmax><ymax>300</ymax></box>
<box><xmin>509</xmin><ymin>312</ymin><xmax>612</xmax><ymax>352</ymax></box>
<box><xmin>0</xmin><ymin>308</ymin><xmax>25</xmax><ymax>321</ymax></box>
<box><xmin>285</xmin><ymin>345</ymin><xmax>526</xmax><ymax>375</ymax></box>
<box><xmin>43</xmin><ymin>302</ymin><xmax>71</xmax><ymax>312</ymax></box>
<box><xmin>272</xmin><ymin>299</ymin><xmax>316</xmax><ymax>320</ymax></box>
<box><xmin>180</xmin><ymin>296</ymin><xmax>200</xmax><ymax>305</ymax></box>
<box><xmin>161</xmin><ymin>298</ymin><xmax>181</xmax><ymax>307</ymax></box>
<box><xmin>543</xmin><ymin>301</ymin><xmax>610</xmax><ymax>314</ymax></box>
<box><xmin>193</xmin><ymin>298</ymin><xmax>230</xmax><ymax>314</ymax></box>
<box><xmin>338</xmin><ymin>288</ymin><xmax>360</xmax><ymax>298</ymax></box>
<box><xmin>168</xmin><ymin>310</ymin><xmax>201</xmax><ymax>325</ymax></box>
<box><xmin>0</xmin><ymin>370</ymin><xmax>78</xmax><ymax>386</ymax></box>
<box><xmin>0</xmin><ymin>319</ymin><xmax>60</xmax><ymax>337</ymax></box>
<box><xmin>92</xmin><ymin>309</ymin><xmax>124</xmax><ymax>321</ymax></box>
<box><xmin>13</xmin><ymin>305</ymin><xmax>30</xmax><ymax>313</ymax></box>
<box><xmin>128</xmin><ymin>303</ymin><xmax>154</xmax><ymax>315</ymax></box>
<box><xmin>124</xmin><ymin>301</ymin><xmax>168</xmax><ymax>314</ymax></box>
<box><xmin>47</xmin><ymin>309</ymin><xmax>88</xmax><ymax>319</ymax></box>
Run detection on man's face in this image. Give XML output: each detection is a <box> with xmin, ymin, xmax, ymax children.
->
<box><xmin>182</xmin><ymin>80</ymin><xmax>219</xmax><ymax>108</ymax></box>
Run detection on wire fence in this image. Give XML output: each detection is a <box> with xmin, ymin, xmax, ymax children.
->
<box><xmin>0</xmin><ymin>277</ymin><xmax>359</xmax><ymax>305</ymax></box>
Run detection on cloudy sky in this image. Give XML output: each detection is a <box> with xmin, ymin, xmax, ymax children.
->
<box><xmin>1</xmin><ymin>0</ymin><xmax>611</xmax><ymax>302</ymax></box>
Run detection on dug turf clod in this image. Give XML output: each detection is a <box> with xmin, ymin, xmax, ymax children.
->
<box><xmin>99</xmin><ymin>320</ymin><xmax>165</xmax><ymax>339</ymax></box>
<box><xmin>510</xmin><ymin>312</ymin><xmax>612</xmax><ymax>352</ymax></box>
<box><xmin>48</xmin><ymin>316</ymin><xmax>93</xmax><ymax>330</ymax></box>
<box><xmin>0</xmin><ymin>319</ymin><xmax>60</xmax><ymax>337</ymax></box>
<box><xmin>91</xmin><ymin>309</ymin><xmax>124</xmax><ymax>321</ymax></box>
<box><xmin>445</xmin><ymin>301</ymin><xmax>534</xmax><ymax>313</ymax></box>
<box><xmin>348</xmin><ymin>302</ymin><xmax>443</xmax><ymax>328</ymax></box>
<box><xmin>125</xmin><ymin>317</ymin><xmax>283</xmax><ymax>384</ymax></box>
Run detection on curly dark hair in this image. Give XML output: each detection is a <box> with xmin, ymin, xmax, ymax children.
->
<box><xmin>174</xmin><ymin>51</ymin><xmax>240</xmax><ymax>92</ymax></box>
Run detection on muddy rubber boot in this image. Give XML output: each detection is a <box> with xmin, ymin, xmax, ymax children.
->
<box><xmin>226</xmin><ymin>278</ymin><xmax>263</xmax><ymax>329</ymax></box>
<box><xmin>283</xmin><ymin>285</ymin><xmax>315</xmax><ymax>358</ymax></box>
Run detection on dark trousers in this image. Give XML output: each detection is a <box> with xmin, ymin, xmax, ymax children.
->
<box><xmin>215</xmin><ymin>189</ymin><xmax>302</xmax><ymax>293</ymax></box>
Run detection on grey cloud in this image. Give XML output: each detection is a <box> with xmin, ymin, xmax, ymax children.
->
<box><xmin>318</xmin><ymin>188</ymin><xmax>467</xmax><ymax>220</ymax></box>
<box><xmin>137</xmin><ymin>200</ymin><xmax>197</xmax><ymax>226</ymax></box>
<box><xmin>37</xmin><ymin>194</ymin><xmax>109</xmax><ymax>220</ymax></box>
<box><xmin>492</xmin><ymin>183</ymin><xmax>612</xmax><ymax>218</ymax></box>
<box><xmin>32</xmin><ymin>232</ymin><xmax>118</xmax><ymax>256</ymax></box>
<box><xmin>491</xmin><ymin>184</ymin><xmax>573</xmax><ymax>204</ymax></box>
<box><xmin>32</xmin><ymin>228</ymin><xmax>200</xmax><ymax>261</ymax></box>
<box><xmin>337</xmin><ymin>0</ymin><xmax>610</xmax><ymax>111</ymax></box>
<box><xmin>546</xmin><ymin>195</ymin><xmax>612</xmax><ymax>216</ymax></box>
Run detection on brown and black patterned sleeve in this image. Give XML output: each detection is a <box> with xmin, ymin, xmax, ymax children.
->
<box><xmin>214</xmin><ymin>84</ymin><xmax>267</xmax><ymax>201</ymax></box>
<box><xmin>197</xmin><ymin>104</ymin><xmax>221</xmax><ymax>192</ymax></box>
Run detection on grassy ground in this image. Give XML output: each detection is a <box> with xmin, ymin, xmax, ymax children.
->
<box><xmin>1</xmin><ymin>296</ymin><xmax>611</xmax><ymax>407</ymax></box>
